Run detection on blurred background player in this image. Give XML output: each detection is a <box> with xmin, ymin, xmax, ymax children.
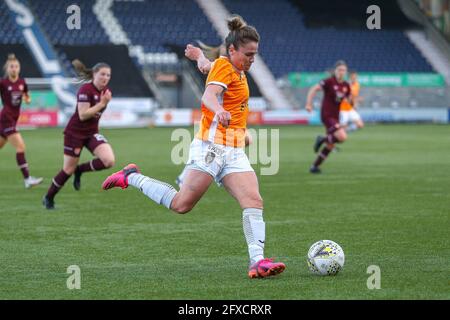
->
<box><xmin>176</xmin><ymin>42</ymin><xmax>252</xmax><ymax>188</ymax></box>
<box><xmin>43</xmin><ymin>60</ymin><xmax>115</xmax><ymax>209</ymax></box>
<box><xmin>0</xmin><ymin>54</ymin><xmax>43</xmax><ymax>188</ymax></box>
<box><xmin>340</xmin><ymin>71</ymin><xmax>364</xmax><ymax>132</ymax></box>
<box><xmin>102</xmin><ymin>15</ymin><xmax>285</xmax><ymax>278</ymax></box>
<box><xmin>306</xmin><ymin>60</ymin><xmax>351</xmax><ymax>173</ymax></box>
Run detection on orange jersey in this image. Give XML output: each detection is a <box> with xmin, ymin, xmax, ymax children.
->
<box><xmin>196</xmin><ymin>56</ymin><xmax>249</xmax><ymax>147</ymax></box>
<box><xmin>340</xmin><ymin>81</ymin><xmax>360</xmax><ymax>111</ymax></box>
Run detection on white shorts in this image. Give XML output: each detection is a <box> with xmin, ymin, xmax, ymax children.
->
<box><xmin>185</xmin><ymin>138</ymin><xmax>254</xmax><ymax>186</ymax></box>
<box><xmin>340</xmin><ymin>109</ymin><xmax>362</xmax><ymax>125</ymax></box>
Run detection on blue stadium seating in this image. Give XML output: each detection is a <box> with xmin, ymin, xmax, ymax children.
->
<box><xmin>2</xmin><ymin>0</ymin><xmax>435</xmax><ymax>78</ymax></box>
<box><xmin>222</xmin><ymin>0</ymin><xmax>434</xmax><ymax>76</ymax></box>
<box><xmin>0</xmin><ymin>1</ymin><xmax>25</xmax><ymax>44</ymax></box>
<box><xmin>27</xmin><ymin>0</ymin><xmax>110</xmax><ymax>45</ymax></box>
<box><xmin>112</xmin><ymin>0</ymin><xmax>221</xmax><ymax>53</ymax></box>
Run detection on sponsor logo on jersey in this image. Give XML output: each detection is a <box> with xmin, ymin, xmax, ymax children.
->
<box><xmin>78</xmin><ymin>94</ymin><xmax>88</xmax><ymax>101</ymax></box>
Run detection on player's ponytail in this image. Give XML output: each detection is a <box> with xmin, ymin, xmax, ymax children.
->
<box><xmin>197</xmin><ymin>41</ymin><xmax>223</xmax><ymax>61</ymax></box>
<box><xmin>3</xmin><ymin>53</ymin><xmax>19</xmax><ymax>77</ymax></box>
<box><xmin>227</xmin><ymin>15</ymin><xmax>246</xmax><ymax>31</ymax></box>
<box><xmin>72</xmin><ymin>59</ymin><xmax>110</xmax><ymax>81</ymax></box>
<box><xmin>224</xmin><ymin>14</ymin><xmax>259</xmax><ymax>55</ymax></box>
<box><xmin>72</xmin><ymin>59</ymin><xmax>93</xmax><ymax>81</ymax></box>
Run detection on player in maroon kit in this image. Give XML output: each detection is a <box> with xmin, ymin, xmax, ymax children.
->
<box><xmin>305</xmin><ymin>60</ymin><xmax>351</xmax><ymax>173</ymax></box>
<box><xmin>0</xmin><ymin>54</ymin><xmax>43</xmax><ymax>188</ymax></box>
<box><xmin>43</xmin><ymin>60</ymin><xmax>115</xmax><ymax>209</ymax></box>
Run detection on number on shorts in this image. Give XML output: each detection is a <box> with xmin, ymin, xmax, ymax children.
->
<box><xmin>94</xmin><ymin>134</ymin><xmax>107</xmax><ymax>142</ymax></box>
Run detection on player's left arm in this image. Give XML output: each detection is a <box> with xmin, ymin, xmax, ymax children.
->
<box><xmin>185</xmin><ymin>44</ymin><xmax>212</xmax><ymax>74</ymax></box>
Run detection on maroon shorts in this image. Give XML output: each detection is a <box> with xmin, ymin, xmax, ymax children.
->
<box><xmin>322</xmin><ymin>117</ymin><xmax>341</xmax><ymax>135</ymax></box>
<box><xmin>0</xmin><ymin>120</ymin><xmax>17</xmax><ymax>139</ymax></box>
<box><xmin>64</xmin><ymin>133</ymin><xmax>108</xmax><ymax>157</ymax></box>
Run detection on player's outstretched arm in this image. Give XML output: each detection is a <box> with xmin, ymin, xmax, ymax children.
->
<box><xmin>185</xmin><ymin>44</ymin><xmax>212</xmax><ymax>74</ymax></box>
<box><xmin>305</xmin><ymin>84</ymin><xmax>322</xmax><ymax>112</ymax></box>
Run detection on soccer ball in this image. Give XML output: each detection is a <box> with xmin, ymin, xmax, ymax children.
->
<box><xmin>307</xmin><ymin>240</ymin><xmax>345</xmax><ymax>276</ymax></box>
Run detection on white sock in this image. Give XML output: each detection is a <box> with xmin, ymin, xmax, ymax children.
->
<box><xmin>243</xmin><ymin>208</ymin><xmax>265</xmax><ymax>264</ymax></box>
<box><xmin>128</xmin><ymin>173</ymin><xmax>177</xmax><ymax>209</ymax></box>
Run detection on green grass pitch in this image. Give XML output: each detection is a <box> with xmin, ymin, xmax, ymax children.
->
<box><xmin>0</xmin><ymin>124</ymin><xmax>448</xmax><ymax>299</ymax></box>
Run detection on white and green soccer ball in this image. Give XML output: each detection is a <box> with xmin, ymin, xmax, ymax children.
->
<box><xmin>307</xmin><ymin>240</ymin><xmax>345</xmax><ymax>276</ymax></box>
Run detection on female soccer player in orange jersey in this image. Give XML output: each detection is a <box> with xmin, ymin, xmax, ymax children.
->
<box><xmin>176</xmin><ymin>42</ymin><xmax>252</xmax><ymax>187</ymax></box>
<box><xmin>340</xmin><ymin>71</ymin><xmax>364</xmax><ymax>132</ymax></box>
<box><xmin>102</xmin><ymin>15</ymin><xmax>285</xmax><ymax>279</ymax></box>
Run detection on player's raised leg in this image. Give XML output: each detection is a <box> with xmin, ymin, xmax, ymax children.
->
<box><xmin>8</xmin><ymin>132</ymin><xmax>43</xmax><ymax>188</ymax></box>
<box><xmin>222</xmin><ymin>171</ymin><xmax>285</xmax><ymax>278</ymax></box>
<box><xmin>102</xmin><ymin>164</ymin><xmax>213</xmax><ymax>214</ymax></box>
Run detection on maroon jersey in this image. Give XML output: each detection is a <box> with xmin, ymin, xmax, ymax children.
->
<box><xmin>64</xmin><ymin>83</ymin><xmax>110</xmax><ymax>138</ymax></box>
<box><xmin>319</xmin><ymin>76</ymin><xmax>351</xmax><ymax>120</ymax></box>
<box><xmin>0</xmin><ymin>77</ymin><xmax>28</xmax><ymax>123</ymax></box>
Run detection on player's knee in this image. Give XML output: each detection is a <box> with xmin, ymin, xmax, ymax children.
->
<box><xmin>244</xmin><ymin>194</ymin><xmax>263</xmax><ymax>209</ymax></box>
<box><xmin>63</xmin><ymin>166</ymin><xmax>76</xmax><ymax>175</ymax></box>
<box><xmin>337</xmin><ymin>132</ymin><xmax>347</xmax><ymax>142</ymax></box>
<box><xmin>172</xmin><ymin>203</ymin><xmax>194</xmax><ymax>214</ymax></box>
<box><xmin>16</xmin><ymin>144</ymin><xmax>26</xmax><ymax>153</ymax></box>
<box><xmin>102</xmin><ymin>157</ymin><xmax>115</xmax><ymax>168</ymax></box>
<box><xmin>170</xmin><ymin>196</ymin><xmax>194</xmax><ymax>214</ymax></box>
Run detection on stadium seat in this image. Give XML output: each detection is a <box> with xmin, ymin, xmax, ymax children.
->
<box><xmin>27</xmin><ymin>0</ymin><xmax>110</xmax><ymax>45</ymax></box>
<box><xmin>222</xmin><ymin>0</ymin><xmax>434</xmax><ymax>77</ymax></box>
<box><xmin>112</xmin><ymin>0</ymin><xmax>221</xmax><ymax>53</ymax></box>
<box><xmin>0</xmin><ymin>1</ymin><xmax>25</xmax><ymax>44</ymax></box>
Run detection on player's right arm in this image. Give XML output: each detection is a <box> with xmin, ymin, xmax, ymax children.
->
<box><xmin>78</xmin><ymin>90</ymin><xmax>111</xmax><ymax>121</ymax></box>
<box><xmin>305</xmin><ymin>84</ymin><xmax>322</xmax><ymax>112</ymax></box>
<box><xmin>201</xmin><ymin>84</ymin><xmax>230</xmax><ymax>128</ymax></box>
<box><xmin>185</xmin><ymin>44</ymin><xmax>212</xmax><ymax>74</ymax></box>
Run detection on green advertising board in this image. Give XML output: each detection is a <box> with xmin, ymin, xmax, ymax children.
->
<box><xmin>22</xmin><ymin>90</ymin><xmax>58</xmax><ymax>110</ymax></box>
<box><xmin>288</xmin><ymin>72</ymin><xmax>446</xmax><ymax>87</ymax></box>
